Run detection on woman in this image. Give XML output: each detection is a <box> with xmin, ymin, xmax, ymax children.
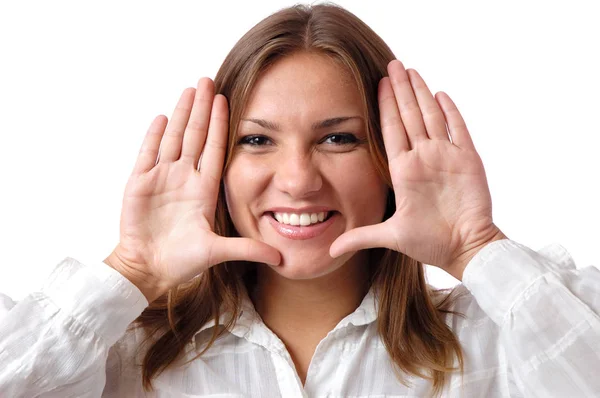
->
<box><xmin>1</xmin><ymin>3</ymin><xmax>598</xmax><ymax>397</ymax></box>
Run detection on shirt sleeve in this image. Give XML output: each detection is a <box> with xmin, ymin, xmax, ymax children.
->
<box><xmin>0</xmin><ymin>257</ymin><xmax>148</xmax><ymax>397</ymax></box>
<box><xmin>461</xmin><ymin>239</ymin><xmax>600</xmax><ymax>397</ymax></box>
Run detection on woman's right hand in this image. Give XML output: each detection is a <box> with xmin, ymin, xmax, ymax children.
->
<box><xmin>104</xmin><ymin>78</ymin><xmax>281</xmax><ymax>303</ymax></box>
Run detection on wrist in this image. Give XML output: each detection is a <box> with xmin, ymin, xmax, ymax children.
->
<box><xmin>448</xmin><ymin>228</ymin><xmax>508</xmax><ymax>282</ymax></box>
<box><xmin>103</xmin><ymin>249</ymin><xmax>167</xmax><ymax>304</ymax></box>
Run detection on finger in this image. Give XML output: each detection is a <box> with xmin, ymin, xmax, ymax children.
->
<box><xmin>132</xmin><ymin>115</ymin><xmax>168</xmax><ymax>176</ymax></box>
<box><xmin>180</xmin><ymin>78</ymin><xmax>215</xmax><ymax>168</ymax></box>
<box><xmin>379</xmin><ymin>77</ymin><xmax>410</xmax><ymax>159</ymax></box>
<box><xmin>329</xmin><ymin>223</ymin><xmax>395</xmax><ymax>258</ymax></box>
<box><xmin>434</xmin><ymin>91</ymin><xmax>476</xmax><ymax>151</ymax></box>
<box><xmin>157</xmin><ymin>87</ymin><xmax>196</xmax><ymax>163</ymax></box>
<box><xmin>212</xmin><ymin>237</ymin><xmax>281</xmax><ymax>266</ymax></box>
<box><xmin>406</xmin><ymin>69</ymin><xmax>449</xmax><ymax>142</ymax></box>
<box><xmin>198</xmin><ymin>94</ymin><xmax>229</xmax><ymax>208</ymax></box>
<box><xmin>387</xmin><ymin>60</ymin><xmax>428</xmax><ymax>147</ymax></box>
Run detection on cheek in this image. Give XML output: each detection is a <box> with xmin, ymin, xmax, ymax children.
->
<box><xmin>335</xmin><ymin>156</ymin><xmax>387</xmax><ymax>221</ymax></box>
<box><xmin>223</xmin><ymin>158</ymin><xmax>271</xmax><ymax>227</ymax></box>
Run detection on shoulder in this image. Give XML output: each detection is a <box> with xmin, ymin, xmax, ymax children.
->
<box><xmin>103</xmin><ymin>322</ymin><xmax>154</xmax><ymax>396</ymax></box>
<box><xmin>431</xmin><ymin>284</ymin><xmax>507</xmax><ymax>373</ymax></box>
<box><xmin>0</xmin><ymin>292</ymin><xmax>16</xmax><ymax>320</ymax></box>
<box><xmin>432</xmin><ymin>283</ymin><xmax>501</xmax><ymax>341</ymax></box>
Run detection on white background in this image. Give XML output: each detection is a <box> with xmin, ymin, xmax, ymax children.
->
<box><xmin>0</xmin><ymin>1</ymin><xmax>598</xmax><ymax>300</ymax></box>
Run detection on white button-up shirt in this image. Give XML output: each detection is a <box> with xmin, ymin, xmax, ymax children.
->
<box><xmin>1</xmin><ymin>239</ymin><xmax>599</xmax><ymax>397</ymax></box>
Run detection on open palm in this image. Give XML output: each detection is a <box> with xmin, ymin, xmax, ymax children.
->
<box><xmin>110</xmin><ymin>79</ymin><xmax>280</xmax><ymax>301</ymax></box>
<box><xmin>120</xmin><ymin>157</ymin><xmax>220</xmax><ymax>285</ymax></box>
<box><xmin>330</xmin><ymin>60</ymin><xmax>501</xmax><ymax>278</ymax></box>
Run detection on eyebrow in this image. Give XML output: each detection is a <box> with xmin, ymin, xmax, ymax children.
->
<box><xmin>241</xmin><ymin>116</ymin><xmax>363</xmax><ymax>132</ymax></box>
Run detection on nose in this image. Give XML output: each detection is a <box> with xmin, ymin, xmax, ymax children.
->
<box><xmin>273</xmin><ymin>150</ymin><xmax>323</xmax><ymax>199</ymax></box>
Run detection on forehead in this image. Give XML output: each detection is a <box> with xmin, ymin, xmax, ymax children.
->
<box><xmin>243</xmin><ymin>52</ymin><xmax>363</xmax><ymax>118</ymax></box>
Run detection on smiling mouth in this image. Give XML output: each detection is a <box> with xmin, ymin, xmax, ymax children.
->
<box><xmin>265</xmin><ymin>210</ymin><xmax>338</xmax><ymax>240</ymax></box>
<box><xmin>269</xmin><ymin>211</ymin><xmax>336</xmax><ymax>226</ymax></box>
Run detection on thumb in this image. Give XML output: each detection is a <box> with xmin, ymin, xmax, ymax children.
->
<box><xmin>212</xmin><ymin>236</ymin><xmax>281</xmax><ymax>266</ymax></box>
<box><xmin>329</xmin><ymin>222</ymin><xmax>395</xmax><ymax>258</ymax></box>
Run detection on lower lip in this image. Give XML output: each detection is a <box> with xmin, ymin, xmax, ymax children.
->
<box><xmin>266</xmin><ymin>213</ymin><xmax>337</xmax><ymax>240</ymax></box>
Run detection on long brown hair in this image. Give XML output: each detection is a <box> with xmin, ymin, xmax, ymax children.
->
<box><xmin>132</xmin><ymin>3</ymin><xmax>467</xmax><ymax>397</ymax></box>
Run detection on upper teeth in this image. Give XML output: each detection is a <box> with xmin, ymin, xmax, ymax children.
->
<box><xmin>273</xmin><ymin>212</ymin><xmax>328</xmax><ymax>226</ymax></box>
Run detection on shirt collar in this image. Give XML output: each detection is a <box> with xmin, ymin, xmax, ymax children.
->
<box><xmin>192</xmin><ymin>284</ymin><xmax>379</xmax><ymax>348</ymax></box>
<box><xmin>333</xmin><ymin>285</ymin><xmax>378</xmax><ymax>330</ymax></box>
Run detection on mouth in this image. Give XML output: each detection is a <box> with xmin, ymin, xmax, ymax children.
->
<box><xmin>264</xmin><ymin>211</ymin><xmax>339</xmax><ymax>240</ymax></box>
<box><xmin>268</xmin><ymin>211</ymin><xmax>336</xmax><ymax>226</ymax></box>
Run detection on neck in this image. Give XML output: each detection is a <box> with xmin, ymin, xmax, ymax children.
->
<box><xmin>249</xmin><ymin>251</ymin><xmax>371</xmax><ymax>339</ymax></box>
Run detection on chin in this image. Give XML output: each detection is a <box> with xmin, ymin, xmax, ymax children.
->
<box><xmin>265</xmin><ymin>249</ymin><xmax>356</xmax><ymax>280</ymax></box>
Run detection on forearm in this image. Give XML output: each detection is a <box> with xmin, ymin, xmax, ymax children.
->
<box><xmin>0</xmin><ymin>257</ymin><xmax>148</xmax><ymax>396</ymax></box>
<box><xmin>462</xmin><ymin>239</ymin><xmax>600</xmax><ymax>396</ymax></box>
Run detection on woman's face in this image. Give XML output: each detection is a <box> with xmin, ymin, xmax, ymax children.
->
<box><xmin>224</xmin><ymin>52</ymin><xmax>388</xmax><ymax>280</ymax></box>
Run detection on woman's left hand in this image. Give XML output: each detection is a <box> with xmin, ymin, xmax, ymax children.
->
<box><xmin>329</xmin><ymin>59</ymin><xmax>507</xmax><ymax>281</ymax></box>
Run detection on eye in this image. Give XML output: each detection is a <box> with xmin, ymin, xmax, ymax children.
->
<box><xmin>237</xmin><ymin>135</ymin><xmax>272</xmax><ymax>146</ymax></box>
<box><xmin>321</xmin><ymin>133</ymin><xmax>359</xmax><ymax>145</ymax></box>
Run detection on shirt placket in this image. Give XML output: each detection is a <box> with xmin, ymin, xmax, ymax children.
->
<box><xmin>232</xmin><ymin>314</ymin><xmax>308</xmax><ymax>398</ymax></box>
